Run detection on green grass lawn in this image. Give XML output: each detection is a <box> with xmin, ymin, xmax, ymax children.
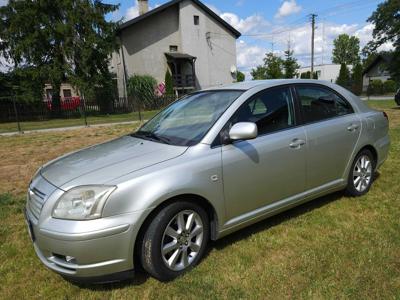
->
<box><xmin>0</xmin><ymin>110</ymin><xmax>159</xmax><ymax>134</ymax></box>
<box><xmin>0</xmin><ymin>100</ymin><xmax>399</xmax><ymax>298</ymax></box>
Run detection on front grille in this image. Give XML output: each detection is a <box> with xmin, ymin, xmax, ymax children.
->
<box><xmin>28</xmin><ymin>188</ymin><xmax>46</xmax><ymax>220</ymax></box>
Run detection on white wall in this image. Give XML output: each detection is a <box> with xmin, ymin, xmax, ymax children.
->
<box><xmin>296</xmin><ymin>64</ymin><xmax>352</xmax><ymax>83</ymax></box>
<box><xmin>179</xmin><ymin>0</ymin><xmax>237</xmax><ymax>89</ymax></box>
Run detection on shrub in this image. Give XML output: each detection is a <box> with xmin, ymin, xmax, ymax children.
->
<box><xmin>351</xmin><ymin>63</ymin><xmax>363</xmax><ymax>95</ymax></box>
<box><xmin>383</xmin><ymin>80</ymin><xmax>397</xmax><ymax>93</ymax></box>
<box><xmin>368</xmin><ymin>79</ymin><xmax>384</xmax><ymax>95</ymax></box>
<box><xmin>164</xmin><ymin>70</ymin><xmax>174</xmax><ymax>95</ymax></box>
<box><xmin>336</xmin><ymin>63</ymin><xmax>351</xmax><ymax>89</ymax></box>
<box><xmin>127</xmin><ymin>74</ymin><xmax>157</xmax><ymax>109</ymax></box>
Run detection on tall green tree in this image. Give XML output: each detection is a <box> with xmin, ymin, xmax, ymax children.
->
<box><xmin>0</xmin><ymin>0</ymin><xmax>119</xmax><ymax>114</ymax></box>
<box><xmin>236</xmin><ymin>70</ymin><xmax>245</xmax><ymax>82</ymax></box>
<box><xmin>351</xmin><ymin>63</ymin><xmax>363</xmax><ymax>95</ymax></box>
<box><xmin>251</xmin><ymin>66</ymin><xmax>267</xmax><ymax>80</ymax></box>
<box><xmin>364</xmin><ymin>0</ymin><xmax>400</xmax><ymax>81</ymax></box>
<box><xmin>336</xmin><ymin>63</ymin><xmax>351</xmax><ymax>89</ymax></box>
<box><xmin>332</xmin><ymin>34</ymin><xmax>361</xmax><ymax>65</ymax></box>
<box><xmin>283</xmin><ymin>48</ymin><xmax>300</xmax><ymax>78</ymax></box>
<box><xmin>263</xmin><ymin>52</ymin><xmax>284</xmax><ymax>79</ymax></box>
<box><xmin>251</xmin><ymin>52</ymin><xmax>284</xmax><ymax>80</ymax></box>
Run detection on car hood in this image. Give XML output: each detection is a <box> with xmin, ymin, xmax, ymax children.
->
<box><xmin>40</xmin><ymin>135</ymin><xmax>188</xmax><ymax>189</ymax></box>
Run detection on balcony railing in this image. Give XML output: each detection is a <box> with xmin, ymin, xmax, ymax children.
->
<box><xmin>172</xmin><ymin>74</ymin><xmax>195</xmax><ymax>89</ymax></box>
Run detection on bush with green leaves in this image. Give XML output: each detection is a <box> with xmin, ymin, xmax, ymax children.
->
<box><xmin>164</xmin><ymin>70</ymin><xmax>174</xmax><ymax>95</ymax></box>
<box><xmin>127</xmin><ymin>74</ymin><xmax>157</xmax><ymax>110</ymax></box>
<box><xmin>368</xmin><ymin>79</ymin><xmax>384</xmax><ymax>95</ymax></box>
<box><xmin>383</xmin><ymin>80</ymin><xmax>397</xmax><ymax>94</ymax></box>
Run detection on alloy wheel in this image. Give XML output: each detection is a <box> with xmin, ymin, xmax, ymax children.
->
<box><xmin>353</xmin><ymin>155</ymin><xmax>373</xmax><ymax>192</ymax></box>
<box><xmin>161</xmin><ymin>210</ymin><xmax>204</xmax><ymax>271</ymax></box>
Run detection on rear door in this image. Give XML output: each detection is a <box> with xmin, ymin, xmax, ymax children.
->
<box><xmin>294</xmin><ymin>84</ymin><xmax>361</xmax><ymax>189</ymax></box>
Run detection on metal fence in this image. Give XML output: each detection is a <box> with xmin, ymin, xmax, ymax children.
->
<box><xmin>0</xmin><ymin>94</ymin><xmax>177</xmax><ymax>133</ymax></box>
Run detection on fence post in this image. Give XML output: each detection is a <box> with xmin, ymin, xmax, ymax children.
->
<box><xmin>137</xmin><ymin>97</ymin><xmax>142</xmax><ymax>122</ymax></box>
<box><xmin>82</xmin><ymin>94</ymin><xmax>88</xmax><ymax>127</ymax></box>
<box><xmin>12</xmin><ymin>95</ymin><xmax>22</xmax><ymax>133</ymax></box>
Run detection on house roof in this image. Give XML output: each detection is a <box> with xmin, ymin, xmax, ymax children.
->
<box><xmin>118</xmin><ymin>0</ymin><xmax>241</xmax><ymax>38</ymax></box>
<box><xmin>363</xmin><ymin>53</ymin><xmax>393</xmax><ymax>75</ymax></box>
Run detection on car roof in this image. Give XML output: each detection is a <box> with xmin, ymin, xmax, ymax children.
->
<box><xmin>204</xmin><ymin>79</ymin><xmax>334</xmax><ymax>91</ymax></box>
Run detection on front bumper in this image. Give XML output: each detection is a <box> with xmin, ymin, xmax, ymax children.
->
<box><xmin>25</xmin><ymin>208</ymin><xmax>149</xmax><ymax>281</ymax></box>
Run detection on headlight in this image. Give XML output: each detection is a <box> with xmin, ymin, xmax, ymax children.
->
<box><xmin>52</xmin><ymin>185</ymin><xmax>116</xmax><ymax>220</ymax></box>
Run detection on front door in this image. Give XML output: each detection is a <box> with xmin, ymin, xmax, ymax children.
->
<box><xmin>221</xmin><ymin>86</ymin><xmax>307</xmax><ymax>223</ymax></box>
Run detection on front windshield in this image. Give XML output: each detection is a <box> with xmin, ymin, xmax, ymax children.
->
<box><xmin>133</xmin><ymin>90</ymin><xmax>243</xmax><ymax>146</ymax></box>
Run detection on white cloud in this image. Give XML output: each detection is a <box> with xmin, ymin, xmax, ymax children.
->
<box><xmin>0</xmin><ymin>0</ymin><xmax>8</xmax><ymax>6</ymax></box>
<box><xmin>126</xmin><ymin>5</ymin><xmax>140</xmax><ymax>20</ymax></box>
<box><xmin>275</xmin><ymin>0</ymin><xmax>302</xmax><ymax>18</ymax></box>
<box><xmin>220</xmin><ymin>13</ymin><xmax>270</xmax><ymax>34</ymax></box>
<box><xmin>236</xmin><ymin>40</ymin><xmax>266</xmax><ymax>79</ymax></box>
<box><xmin>124</xmin><ymin>0</ymin><xmax>157</xmax><ymax>21</ymax></box>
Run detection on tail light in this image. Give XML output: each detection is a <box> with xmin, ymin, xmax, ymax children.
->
<box><xmin>382</xmin><ymin>111</ymin><xmax>389</xmax><ymax>121</ymax></box>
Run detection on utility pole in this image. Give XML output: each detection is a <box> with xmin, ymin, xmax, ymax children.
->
<box><xmin>310</xmin><ymin>14</ymin><xmax>317</xmax><ymax>77</ymax></box>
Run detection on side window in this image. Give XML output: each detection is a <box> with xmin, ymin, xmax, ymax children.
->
<box><xmin>231</xmin><ymin>87</ymin><xmax>295</xmax><ymax>135</ymax></box>
<box><xmin>296</xmin><ymin>85</ymin><xmax>353</xmax><ymax>124</ymax></box>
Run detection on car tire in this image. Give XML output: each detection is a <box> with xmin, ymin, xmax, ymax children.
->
<box><xmin>140</xmin><ymin>201</ymin><xmax>209</xmax><ymax>281</ymax></box>
<box><xmin>345</xmin><ymin>149</ymin><xmax>376</xmax><ymax>197</ymax></box>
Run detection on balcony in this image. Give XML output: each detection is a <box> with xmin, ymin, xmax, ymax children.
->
<box><xmin>172</xmin><ymin>74</ymin><xmax>195</xmax><ymax>89</ymax></box>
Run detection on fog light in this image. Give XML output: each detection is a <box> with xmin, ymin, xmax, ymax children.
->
<box><xmin>65</xmin><ymin>255</ymin><xmax>76</xmax><ymax>263</ymax></box>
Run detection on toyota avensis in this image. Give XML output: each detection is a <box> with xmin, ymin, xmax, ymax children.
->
<box><xmin>25</xmin><ymin>80</ymin><xmax>390</xmax><ymax>282</ymax></box>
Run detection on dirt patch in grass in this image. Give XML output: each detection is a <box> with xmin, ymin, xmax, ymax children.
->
<box><xmin>0</xmin><ymin>124</ymin><xmax>135</xmax><ymax>196</ymax></box>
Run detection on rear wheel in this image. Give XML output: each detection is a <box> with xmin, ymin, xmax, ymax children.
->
<box><xmin>346</xmin><ymin>149</ymin><xmax>375</xmax><ymax>196</ymax></box>
<box><xmin>140</xmin><ymin>201</ymin><xmax>209</xmax><ymax>281</ymax></box>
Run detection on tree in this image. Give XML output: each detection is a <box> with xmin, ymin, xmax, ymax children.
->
<box><xmin>283</xmin><ymin>48</ymin><xmax>300</xmax><ymax>78</ymax></box>
<box><xmin>236</xmin><ymin>70</ymin><xmax>245</xmax><ymax>82</ymax></box>
<box><xmin>251</xmin><ymin>52</ymin><xmax>284</xmax><ymax>80</ymax></box>
<box><xmin>336</xmin><ymin>63</ymin><xmax>351</xmax><ymax>89</ymax></box>
<box><xmin>264</xmin><ymin>52</ymin><xmax>284</xmax><ymax>79</ymax></box>
<box><xmin>332</xmin><ymin>34</ymin><xmax>361</xmax><ymax>65</ymax></box>
<box><xmin>0</xmin><ymin>1</ymin><xmax>119</xmax><ymax>114</ymax></box>
<box><xmin>164</xmin><ymin>70</ymin><xmax>174</xmax><ymax>95</ymax></box>
<box><xmin>364</xmin><ymin>0</ymin><xmax>400</xmax><ymax>81</ymax></box>
<box><xmin>251</xmin><ymin>66</ymin><xmax>267</xmax><ymax>80</ymax></box>
<box><xmin>127</xmin><ymin>74</ymin><xmax>157</xmax><ymax>110</ymax></box>
<box><xmin>351</xmin><ymin>63</ymin><xmax>363</xmax><ymax>95</ymax></box>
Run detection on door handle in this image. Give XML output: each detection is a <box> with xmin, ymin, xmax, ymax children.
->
<box><xmin>347</xmin><ymin>124</ymin><xmax>359</xmax><ymax>131</ymax></box>
<box><xmin>289</xmin><ymin>138</ymin><xmax>306</xmax><ymax>149</ymax></box>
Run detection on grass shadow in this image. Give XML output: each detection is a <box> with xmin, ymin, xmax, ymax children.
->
<box><xmin>209</xmin><ymin>190</ymin><xmax>345</xmax><ymax>252</ymax></box>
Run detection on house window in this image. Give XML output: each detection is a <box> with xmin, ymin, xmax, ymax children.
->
<box><xmin>194</xmin><ymin>15</ymin><xmax>199</xmax><ymax>25</ymax></box>
<box><xmin>63</xmin><ymin>89</ymin><xmax>72</xmax><ymax>98</ymax></box>
<box><xmin>46</xmin><ymin>89</ymin><xmax>53</xmax><ymax>100</ymax></box>
<box><xmin>169</xmin><ymin>45</ymin><xmax>178</xmax><ymax>52</ymax></box>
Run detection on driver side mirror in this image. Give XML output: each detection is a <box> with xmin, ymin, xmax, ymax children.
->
<box><xmin>228</xmin><ymin>122</ymin><xmax>258</xmax><ymax>141</ymax></box>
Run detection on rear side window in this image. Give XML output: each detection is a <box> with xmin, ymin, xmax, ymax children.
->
<box><xmin>230</xmin><ymin>86</ymin><xmax>295</xmax><ymax>135</ymax></box>
<box><xmin>296</xmin><ymin>85</ymin><xmax>353</xmax><ymax>124</ymax></box>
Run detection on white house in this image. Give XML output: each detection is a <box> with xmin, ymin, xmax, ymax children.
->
<box><xmin>111</xmin><ymin>0</ymin><xmax>241</xmax><ymax>97</ymax></box>
<box><xmin>296</xmin><ymin>64</ymin><xmax>353</xmax><ymax>83</ymax></box>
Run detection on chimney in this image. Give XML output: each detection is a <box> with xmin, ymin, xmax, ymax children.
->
<box><xmin>138</xmin><ymin>0</ymin><xmax>149</xmax><ymax>15</ymax></box>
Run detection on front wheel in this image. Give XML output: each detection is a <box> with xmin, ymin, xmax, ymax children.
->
<box><xmin>140</xmin><ymin>201</ymin><xmax>209</xmax><ymax>281</ymax></box>
<box><xmin>345</xmin><ymin>149</ymin><xmax>375</xmax><ymax>196</ymax></box>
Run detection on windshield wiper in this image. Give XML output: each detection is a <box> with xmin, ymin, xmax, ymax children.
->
<box><xmin>131</xmin><ymin>131</ymin><xmax>171</xmax><ymax>144</ymax></box>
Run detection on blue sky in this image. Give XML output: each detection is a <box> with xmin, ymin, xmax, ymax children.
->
<box><xmin>106</xmin><ymin>0</ymin><xmax>391</xmax><ymax>78</ymax></box>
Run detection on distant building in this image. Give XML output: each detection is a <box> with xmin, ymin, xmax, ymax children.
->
<box><xmin>362</xmin><ymin>53</ymin><xmax>392</xmax><ymax>92</ymax></box>
<box><xmin>111</xmin><ymin>0</ymin><xmax>241</xmax><ymax>97</ymax></box>
<box><xmin>43</xmin><ymin>83</ymin><xmax>80</xmax><ymax>101</ymax></box>
<box><xmin>295</xmin><ymin>64</ymin><xmax>352</xmax><ymax>83</ymax></box>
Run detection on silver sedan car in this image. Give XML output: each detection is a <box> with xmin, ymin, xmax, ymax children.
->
<box><xmin>25</xmin><ymin>80</ymin><xmax>390</xmax><ymax>282</ymax></box>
